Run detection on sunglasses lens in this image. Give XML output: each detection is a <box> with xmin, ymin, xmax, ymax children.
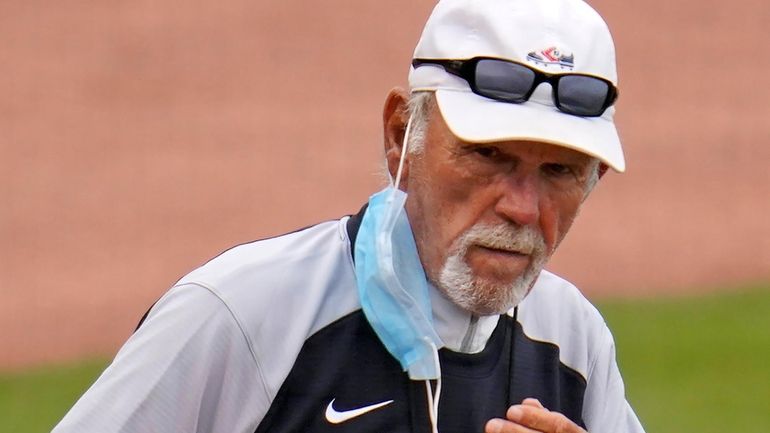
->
<box><xmin>557</xmin><ymin>75</ymin><xmax>611</xmax><ymax>116</ymax></box>
<box><xmin>474</xmin><ymin>59</ymin><xmax>535</xmax><ymax>102</ymax></box>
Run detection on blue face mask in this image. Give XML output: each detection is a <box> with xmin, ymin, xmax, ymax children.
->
<box><xmin>354</xmin><ymin>186</ymin><xmax>443</xmax><ymax>380</ymax></box>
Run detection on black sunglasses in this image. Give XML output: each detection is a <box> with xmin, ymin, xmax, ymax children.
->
<box><xmin>412</xmin><ymin>57</ymin><xmax>618</xmax><ymax>117</ymax></box>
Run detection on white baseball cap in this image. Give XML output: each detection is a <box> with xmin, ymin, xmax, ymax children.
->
<box><xmin>409</xmin><ymin>0</ymin><xmax>625</xmax><ymax>172</ymax></box>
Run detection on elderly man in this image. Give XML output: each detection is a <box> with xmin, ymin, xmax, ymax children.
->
<box><xmin>54</xmin><ymin>0</ymin><xmax>645</xmax><ymax>432</ymax></box>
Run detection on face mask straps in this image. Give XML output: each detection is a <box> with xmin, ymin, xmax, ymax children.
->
<box><xmin>357</xmin><ymin>107</ymin><xmax>444</xmax><ymax>432</ymax></box>
<box><xmin>394</xmin><ymin>113</ymin><xmax>445</xmax><ymax>433</ymax></box>
<box><xmin>393</xmin><ymin>113</ymin><xmax>413</xmax><ymax>191</ymax></box>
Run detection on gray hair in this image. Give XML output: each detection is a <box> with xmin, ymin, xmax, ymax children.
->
<box><xmin>404</xmin><ymin>91</ymin><xmax>433</xmax><ymax>155</ymax></box>
<box><xmin>380</xmin><ymin>91</ymin><xmax>432</xmax><ymax>185</ymax></box>
<box><xmin>583</xmin><ymin>159</ymin><xmax>601</xmax><ymax>198</ymax></box>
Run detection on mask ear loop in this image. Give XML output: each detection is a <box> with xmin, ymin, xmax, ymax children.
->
<box><xmin>393</xmin><ymin>114</ymin><xmax>413</xmax><ymax>190</ymax></box>
<box><xmin>395</xmin><ymin>114</ymin><xmax>441</xmax><ymax>431</ymax></box>
<box><xmin>423</xmin><ymin>338</ymin><xmax>442</xmax><ymax>433</ymax></box>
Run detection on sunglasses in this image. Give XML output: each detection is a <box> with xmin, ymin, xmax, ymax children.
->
<box><xmin>412</xmin><ymin>57</ymin><xmax>618</xmax><ymax>117</ymax></box>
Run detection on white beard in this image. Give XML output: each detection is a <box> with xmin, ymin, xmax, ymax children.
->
<box><xmin>436</xmin><ymin>223</ymin><xmax>548</xmax><ymax>315</ymax></box>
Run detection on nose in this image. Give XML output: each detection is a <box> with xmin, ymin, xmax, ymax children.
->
<box><xmin>493</xmin><ymin>173</ymin><xmax>541</xmax><ymax>227</ymax></box>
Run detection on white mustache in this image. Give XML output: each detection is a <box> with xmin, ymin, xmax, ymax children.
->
<box><xmin>456</xmin><ymin>224</ymin><xmax>546</xmax><ymax>256</ymax></box>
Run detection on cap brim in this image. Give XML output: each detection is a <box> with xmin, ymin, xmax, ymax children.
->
<box><xmin>434</xmin><ymin>89</ymin><xmax>626</xmax><ymax>172</ymax></box>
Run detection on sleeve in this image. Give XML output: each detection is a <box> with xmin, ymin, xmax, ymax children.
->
<box><xmin>52</xmin><ymin>283</ymin><xmax>268</xmax><ymax>433</ymax></box>
<box><xmin>582</xmin><ymin>324</ymin><xmax>646</xmax><ymax>433</ymax></box>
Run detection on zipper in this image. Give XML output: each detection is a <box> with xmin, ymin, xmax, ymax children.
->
<box><xmin>459</xmin><ymin>314</ymin><xmax>480</xmax><ymax>352</ymax></box>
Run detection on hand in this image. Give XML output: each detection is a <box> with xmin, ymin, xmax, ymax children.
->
<box><xmin>485</xmin><ymin>398</ymin><xmax>587</xmax><ymax>433</ymax></box>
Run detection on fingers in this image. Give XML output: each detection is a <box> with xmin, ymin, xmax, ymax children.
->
<box><xmin>521</xmin><ymin>398</ymin><xmax>546</xmax><ymax>409</ymax></box>
<box><xmin>507</xmin><ymin>404</ymin><xmax>582</xmax><ymax>433</ymax></box>
<box><xmin>486</xmin><ymin>417</ymin><xmax>538</xmax><ymax>433</ymax></box>
<box><xmin>485</xmin><ymin>400</ymin><xmax>586</xmax><ymax>433</ymax></box>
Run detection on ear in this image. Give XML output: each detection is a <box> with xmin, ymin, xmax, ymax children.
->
<box><xmin>382</xmin><ymin>87</ymin><xmax>410</xmax><ymax>187</ymax></box>
<box><xmin>598</xmin><ymin>163</ymin><xmax>609</xmax><ymax>179</ymax></box>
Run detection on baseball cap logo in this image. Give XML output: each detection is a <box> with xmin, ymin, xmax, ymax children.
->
<box><xmin>526</xmin><ymin>47</ymin><xmax>574</xmax><ymax>70</ymax></box>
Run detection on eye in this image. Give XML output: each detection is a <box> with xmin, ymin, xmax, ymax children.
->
<box><xmin>473</xmin><ymin>146</ymin><xmax>501</xmax><ymax>159</ymax></box>
<box><xmin>542</xmin><ymin>163</ymin><xmax>574</xmax><ymax>178</ymax></box>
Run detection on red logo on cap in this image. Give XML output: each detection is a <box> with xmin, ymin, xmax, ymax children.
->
<box><xmin>526</xmin><ymin>47</ymin><xmax>574</xmax><ymax>69</ymax></box>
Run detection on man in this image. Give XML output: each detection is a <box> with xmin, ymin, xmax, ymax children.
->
<box><xmin>54</xmin><ymin>0</ymin><xmax>645</xmax><ymax>432</ymax></box>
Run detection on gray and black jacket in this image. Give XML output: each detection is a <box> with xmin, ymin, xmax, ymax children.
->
<box><xmin>53</xmin><ymin>207</ymin><xmax>645</xmax><ymax>433</ymax></box>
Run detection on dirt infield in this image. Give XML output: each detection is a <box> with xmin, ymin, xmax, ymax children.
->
<box><xmin>2</xmin><ymin>0</ymin><xmax>769</xmax><ymax>370</ymax></box>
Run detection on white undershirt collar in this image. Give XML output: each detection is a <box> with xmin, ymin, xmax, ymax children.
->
<box><xmin>428</xmin><ymin>283</ymin><xmax>500</xmax><ymax>354</ymax></box>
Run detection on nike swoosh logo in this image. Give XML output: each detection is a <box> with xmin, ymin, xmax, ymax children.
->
<box><xmin>324</xmin><ymin>398</ymin><xmax>394</xmax><ymax>424</ymax></box>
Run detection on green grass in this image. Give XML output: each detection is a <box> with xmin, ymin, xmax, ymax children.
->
<box><xmin>597</xmin><ymin>285</ymin><xmax>770</xmax><ymax>433</ymax></box>
<box><xmin>2</xmin><ymin>286</ymin><xmax>769</xmax><ymax>433</ymax></box>
<box><xmin>0</xmin><ymin>359</ymin><xmax>108</xmax><ymax>433</ymax></box>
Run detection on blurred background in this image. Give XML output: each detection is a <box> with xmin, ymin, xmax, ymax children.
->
<box><xmin>1</xmin><ymin>0</ymin><xmax>769</xmax><ymax>432</ymax></box>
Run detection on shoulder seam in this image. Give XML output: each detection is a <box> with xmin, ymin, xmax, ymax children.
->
<box><xmin>586</xmin><ymin>321</ymin><xmax>613</xmax><ymax>383</ymax></box>
<box><xmin>172</xmin><ymin>281</ymin><xmax>271</xmax><ymax>400</ymax></box>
